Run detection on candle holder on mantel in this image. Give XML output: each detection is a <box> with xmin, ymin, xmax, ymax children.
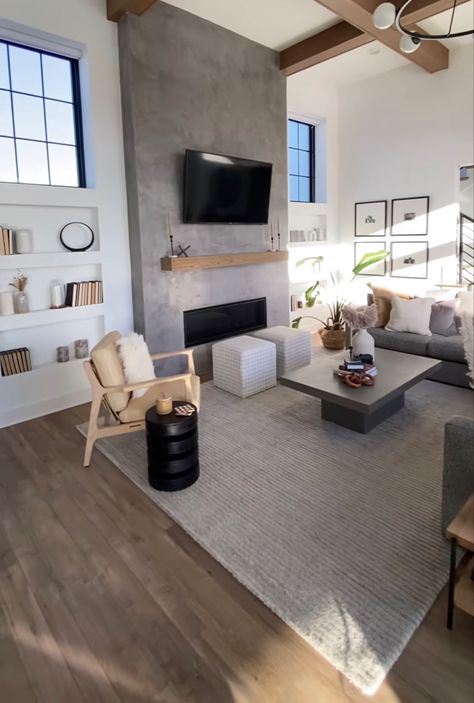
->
<box><xmin>168</xmin><ymin>212</ymin><xmax>178</xmax><ymax>258</ymax></box>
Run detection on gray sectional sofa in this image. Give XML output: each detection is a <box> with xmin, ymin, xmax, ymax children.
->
<box><xmin>368</xmin><ymin>327</ymin><xmax>470</xmax><ymax>388</ymax></box>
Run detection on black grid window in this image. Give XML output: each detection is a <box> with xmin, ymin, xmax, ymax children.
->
<box><xmin>288</xmin><ymin>119</ymin><xmax>315</xmax><ymax>203</ymax></box>
<box><xmin>0</xmin><ymin>40</ymin><xmax>85</xmax><ymax>187</ymax></box>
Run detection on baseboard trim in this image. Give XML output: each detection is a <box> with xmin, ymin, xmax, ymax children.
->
<box><xmin>0</xmin><ymin>389</ymin><xmax>91</xmax><ymax>428</ymax></box>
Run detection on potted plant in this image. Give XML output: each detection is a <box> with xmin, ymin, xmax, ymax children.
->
<box><xmin>292</xmin><ymin>274</ymin><xmax>347</xmax><ymax>350</ymax></box>
<box><xmin>292</xmin><ymin>250</ymin><xmax>388</xmax><ymax>351</ymax></box>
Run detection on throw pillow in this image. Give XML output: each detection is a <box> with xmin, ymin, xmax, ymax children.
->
<box><xmin>430</xmin><ymin>298</ymin><xmax>461</xmax><ymax>336</ymax></box>
<box><xmin>370</xmin><ymin>285</ymin><xmax>414</xmax><ymax>327</ymax></box>
<box><xmin>386</xmin><ymin>296</ymin><xmax>434</xmax><ymax>336</ymax></box>
<box><xmin>117</xmin><ymin>333</ymin><xmax>155</xmax><ymax>398</ymax></box>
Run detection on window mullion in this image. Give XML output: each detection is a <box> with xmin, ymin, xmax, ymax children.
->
<box><xmin>5</xmin><ymin>44</ymin><xmax>19</xmax><ymax>183</ymax></box>
<box><xmin>39</xmin><ymin>54</ymin><xmax>52</xmax><ymax>186</ymax></box>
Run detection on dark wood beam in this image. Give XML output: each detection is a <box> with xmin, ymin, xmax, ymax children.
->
<box><xmin>281</xmin><ymin>0</ymin><xmax>469</xmax><ymax>75</ymax></box>
<box><xmin>107</xmin><ymin>0</ymin><xmax>158</xmax><ymax>22</ymax></box>
<box><xmin>280</xmin><ymin>22</ymin><xmax>369</xmax><ymax>75</ymax></box>
<box><xmin>313</xmin><ymin>0</ymin><xmax>448</xmax><ymax>72</ymax></box>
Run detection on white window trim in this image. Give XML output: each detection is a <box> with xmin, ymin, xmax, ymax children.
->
<box><xmin>288</xmin><ymin>113</ymin><xmax>327</xmax><ymax>205</ymax></box>
<box><xmin>0</xmin><ymin>18</ymin><xmax>95</xmax><ymax>188</ymax></box>
<box><xmin>0</xmin><ymin>18</ymin><xmax>85</xmax><ymax>59</ymax></box>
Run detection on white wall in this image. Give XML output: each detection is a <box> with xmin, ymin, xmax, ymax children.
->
<box><xmin>287</xmin><ymin>74</ymin><xmax>339</xmax><ymax>245</ymax></box>
<box><xmin>0</xmin><ymin>0</ymin><xmax>133</xmax><ymax>425</ymax></box>
<box><xmin>286</xmin><ymin>75</ymin><xmax>342</xmax><ymax>328</ymax></box>
<box><xmin>338</xmin><ymin>44</ymin><xmax>474</xmax><ymax>293</ymax></box>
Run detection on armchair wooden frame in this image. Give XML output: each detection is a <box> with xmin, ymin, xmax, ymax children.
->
<box><xmin>83</xmin><ymin>349</ymin><xmax>197</xmax><ymax>468</ymax></box>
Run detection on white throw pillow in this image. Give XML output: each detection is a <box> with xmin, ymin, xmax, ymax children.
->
<box><xmin>386</xmin><ymin>296</ymin><xmax>434</xmax><ymax>336</ymax></box>
<box><xmin>117</xmin><ymin>333</ymin><xmax>155</xmax><ymax>398</ymax></box>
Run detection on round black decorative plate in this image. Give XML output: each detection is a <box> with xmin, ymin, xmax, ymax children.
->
<box><xmin>59</xmin><ymin>222</ymin><xmax>95</xmax><ymax>252</ymax></box>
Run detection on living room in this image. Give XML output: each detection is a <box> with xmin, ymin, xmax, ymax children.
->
<box><xmin>0</xmin><ymin>0</ymin><xmax>473</xmax><ymax>701</ymax></box>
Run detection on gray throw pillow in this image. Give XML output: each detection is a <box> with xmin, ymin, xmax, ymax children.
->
<box><xmin>429</xmin><ymin>298</ymin><xmax>460</xmax><ymax>336</ymax></box>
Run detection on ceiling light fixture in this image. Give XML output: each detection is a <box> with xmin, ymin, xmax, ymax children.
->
<box><xmin>373</xmin><ymin>0</ymin><xmax>474</xmax><ymax>54</ymax></box>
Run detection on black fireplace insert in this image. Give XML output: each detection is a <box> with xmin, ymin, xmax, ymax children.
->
<box><xmin>183</xmin><ymin>298</ymin><xmax>267</xmax><ymax>347</ymax></box>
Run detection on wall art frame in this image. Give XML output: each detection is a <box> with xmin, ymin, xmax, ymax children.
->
<box><xmin>354</xmin><ymin>200</ymin><xmax>387</xmax><ymax>237</ymax></box>
<box><xmin>390</xmin><ymin>241</ymin><xmax>429</xmax><ymax>279</ymax></box>
<box><xmin>391</xmin><ymin>196</ymin><xmax>429</xmax><ymax>236</ymax></box>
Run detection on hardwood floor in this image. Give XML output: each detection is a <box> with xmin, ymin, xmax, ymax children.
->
<box><xmin>0</xmin><ymin>405</ymin><xmax>472</xmax><ymax>703</ymax></box>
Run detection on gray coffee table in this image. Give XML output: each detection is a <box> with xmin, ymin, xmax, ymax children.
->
<box><xmin>279</xmin><ymin>348</ymin><xmax>442</xmax><ymax>433</ymax></box>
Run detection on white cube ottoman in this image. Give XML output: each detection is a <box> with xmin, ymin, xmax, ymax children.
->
<box><xmin>253</xmin><ymin>325</ymin><xmax>312</xmax><ymax>376</ymax></box>
<box><xmin>212</xmin><ymin>335</ymin><xmax>276</xmax><ymax>398</ymax></box>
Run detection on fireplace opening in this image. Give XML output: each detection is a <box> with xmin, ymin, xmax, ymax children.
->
<box><xmin>183</xmin><ymin>298</ymin><xmax>267</xmax><ymax>347</ymax></box>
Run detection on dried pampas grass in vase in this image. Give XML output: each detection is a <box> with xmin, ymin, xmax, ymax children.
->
<box><xmin>342</xmin><ymin>303</ymin><xmax>378</xmax><ymax>359</ymax></box>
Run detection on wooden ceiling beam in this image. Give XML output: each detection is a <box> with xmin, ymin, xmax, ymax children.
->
<box><xmin>280</xmin><ymin>22</ymin><xmax>369</xmax><ymax>75</ymax></box>
<box><xmin>312</xmin><ymin>0</ymin><xmax>448</xmax><ymax>73</ymax></box>
<box><xmin>281</xmin><ymin>0</ymin><xmax>470</xmax><ymax>75</ymax></box>
<box><xmin>107</xmin><ymin>0</ymin><xmax>159</xmax><ymax>22</ymax></box>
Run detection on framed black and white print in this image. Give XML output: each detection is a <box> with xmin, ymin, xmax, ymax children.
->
<box><xmin>391</xmin><ymin>196</ymin><xmax>429</xmax><ymax>236</ymax></box>
<box><xmin>354</xmin><ymin>200</ymin><xmax>387</xmax><ymax>237</ymax></box>
<box><xmin>354</xmin><ymin>241</ymin><xmax>387</xmax><ymax>277</ymax></box>
<box><xmin>390</xmin><ymin>241</ymin><xmax>429</xmax><ymax>279</ymax></box>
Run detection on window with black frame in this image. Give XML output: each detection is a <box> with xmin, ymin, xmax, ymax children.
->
<box><xmin>0</xmin><ymin>39</ymin><xmax>85</xmax><ymax>187</ymax></box>
<box><xmin>288</xmin><ymin>118</ymin><xmax>315</xmax><ymax>203</ymax></box>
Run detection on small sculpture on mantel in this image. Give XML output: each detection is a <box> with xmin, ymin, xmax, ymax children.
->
<box><xmin>177</xmin><ymin>243</ymin><xmax>191</xmax><ymax>258</ymax></box>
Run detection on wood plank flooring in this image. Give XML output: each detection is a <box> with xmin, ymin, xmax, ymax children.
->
<box><xmin>0</xmin><ymin>404</ymin><xmax>472</xmax><ymax>703</ymax></box>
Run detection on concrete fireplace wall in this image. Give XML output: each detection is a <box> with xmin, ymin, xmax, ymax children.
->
<box><xmin>118</xmin><ymin>2</ymin><xmax>288</xmax><ymax>372</ymax></box>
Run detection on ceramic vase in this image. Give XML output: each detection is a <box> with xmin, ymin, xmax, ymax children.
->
<box><xmin>14</xmin><ymin>290</ymin><xmax>29</xmax><ymax>314</ymax></box>
<box><xmin>352</xmin><ymin>328</ymin><xmax>375</xmax><ymax>359</ymax></box>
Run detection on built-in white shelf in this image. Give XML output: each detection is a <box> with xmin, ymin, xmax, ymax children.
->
<box><xmin>0</xmin><ymin>304</ymin><xmax>105</xmax><ymax>331</ymax></box>
<box><xmin>288</xmin><ymin>241</ymin><xmax>331</xmax><ymax>248</ymax></box>
<box><xmin>0</xmin><ymin>357</ymin><xmax>86</xmax><ymax>383</ymax></box>
<box><xmin>0</xmin><ymin>251</ymin><xmax>102</xmax><ymax>269</ymax></box>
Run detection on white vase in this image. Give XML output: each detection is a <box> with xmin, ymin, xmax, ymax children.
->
<box><xmin>15</xmin><ymin>229</ymin><xmax>33</xmax><ymax>254</ymax></box>
<box><xmin>352</xmin><ymin>328</ymin><xmax>375</xmax><ymax>359</ymax></box>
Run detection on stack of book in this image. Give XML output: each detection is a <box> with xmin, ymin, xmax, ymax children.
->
<box><xmin>337</xmin><ymin>358</ymin><xmax>378</xmax><ymax>378</ymax></box>
<box><xmin>0</xmin><ymin>227</ymin><xmax>14</xmax><ymax>255</ymax></box>
<box><xmin>290</xmin><ymin>294</ymin><xmax>300</xmax><ymax>312</ymax></box>
<box><xmin>0</xmin><ymin>347</ymin><xmax>32</xmax><ymax>376</ymax></box>
<box><xmin>65</xmin><ymin>280</ymin><xmax>103</xmax><ymax>307</ymax></box>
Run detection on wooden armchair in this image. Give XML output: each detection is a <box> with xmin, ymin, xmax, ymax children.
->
<box><xmin>83</xmin><ymin>331</ymin><xmax>200</xmax><ymax>467</ymax></box>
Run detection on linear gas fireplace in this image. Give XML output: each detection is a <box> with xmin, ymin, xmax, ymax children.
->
<box><xmin>183</xmin><ymin>298</ymin><xmax>267</xmax><ymax>347</ymax></box>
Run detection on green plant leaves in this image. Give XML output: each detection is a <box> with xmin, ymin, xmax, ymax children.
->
<box><xmin>352</xmin><ymin>250</ymin><xmax>388</xmax><ymax>277</ymax></box>
<box><xmin>296</xmin><ymin>256</ymin><xmax>324</xmax><ymax>269</ymax></box>
<box><xmin>304</xmin><ymin>281</ymin><xmax>319</xmax><ymax>307</ymax></box>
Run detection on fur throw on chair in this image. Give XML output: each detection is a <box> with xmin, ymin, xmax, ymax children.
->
<box><xmin>117</xmin><ymin>333</ymin><xmax>155</xmax><ymax>398</ymax></box>
<box><xmin>458</xmin><ymin>291</ymin><xmax>474</xmax><ymax>388</ymax></box>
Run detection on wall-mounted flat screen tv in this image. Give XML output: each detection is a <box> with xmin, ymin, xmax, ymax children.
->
<box><xmin>183</xmin><ymin>150</ymin><xmax>272</xmax><ymax>224</ymax></box>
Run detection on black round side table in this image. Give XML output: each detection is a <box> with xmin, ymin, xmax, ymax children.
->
<box><xmin>145</xmin><ymin>402</ymin><xmax>199</xmax><ymax>492</ymax></box>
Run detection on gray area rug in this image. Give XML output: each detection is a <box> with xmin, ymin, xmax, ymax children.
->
<box><xmin>78</xmin><ymin>380</ymin><xmax>473</xmax><ymax>693</ymax></box>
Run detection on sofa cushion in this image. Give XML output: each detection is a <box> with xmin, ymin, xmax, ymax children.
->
<box><xmin>118</xmin><ymin>376</ymin><xmax>201</xmax><ymax>422</ymax></box>
<box><xmin>427</xmin><ymin>334</ymin><xmax>467</xmax><ymax>364</ymax></box>
<box><xmin>370</xmin><ymin>286</ymin><xmax>414</xmax><ymax>327</ymax></box>
<box><xmin>368</xmin><ymin>328</ymin><xmax>431</xmax><ymax>356</ymax></box>
<box><xmin>91</xmin><ymin>331</ymin><xmax>130</xmax><ymax>413</ymax></box>
<box><xmin>430</xmin><ymin>299</ymin><xmax>460</xmax><ymax>336</ymax></box>
<box><xmin>386</xmin><ymin>296</ymin><xmax>434</xmax><ymax>336</ymax></box>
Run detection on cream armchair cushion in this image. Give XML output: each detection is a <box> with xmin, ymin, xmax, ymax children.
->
<box><xmin>118</xmin><ymin>375</ymin><xmax>201</xmax><ymax>422</ymax></box>
<box><xmin>90</xmin><ymin>331</ymin><xmax>130</xmax><ymax>412</ymax></box>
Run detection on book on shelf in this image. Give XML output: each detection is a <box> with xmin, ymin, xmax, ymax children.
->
<box><xmin>65</xmin><ymin>280</ymin><xmax>103</xmax><ymax>307</ymax></box>
<box><xmin>290</xmin><ymin>294</ymin><xmax>299</xmax><ymax>312</ymax></box>
<box><xmin>0</xmin><ymin>347</ymin><xmax>32</xmax><ymax>377</ymax></box>
<box><xmin>0</xmin><ymin>227</ymin><xmax>14</xmax><ymax>255</ymax></box>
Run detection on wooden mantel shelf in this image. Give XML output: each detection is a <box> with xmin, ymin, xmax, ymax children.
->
<box><xmin>161</xmin><ymin>251</ymin><xmax>289</xmax><ymax>272</ymax></box>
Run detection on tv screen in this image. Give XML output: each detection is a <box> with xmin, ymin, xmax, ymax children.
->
<box><xmin>183</xmin><ymin>150</ymin><xmax>272</xmax><ymax>224</ymax></box>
